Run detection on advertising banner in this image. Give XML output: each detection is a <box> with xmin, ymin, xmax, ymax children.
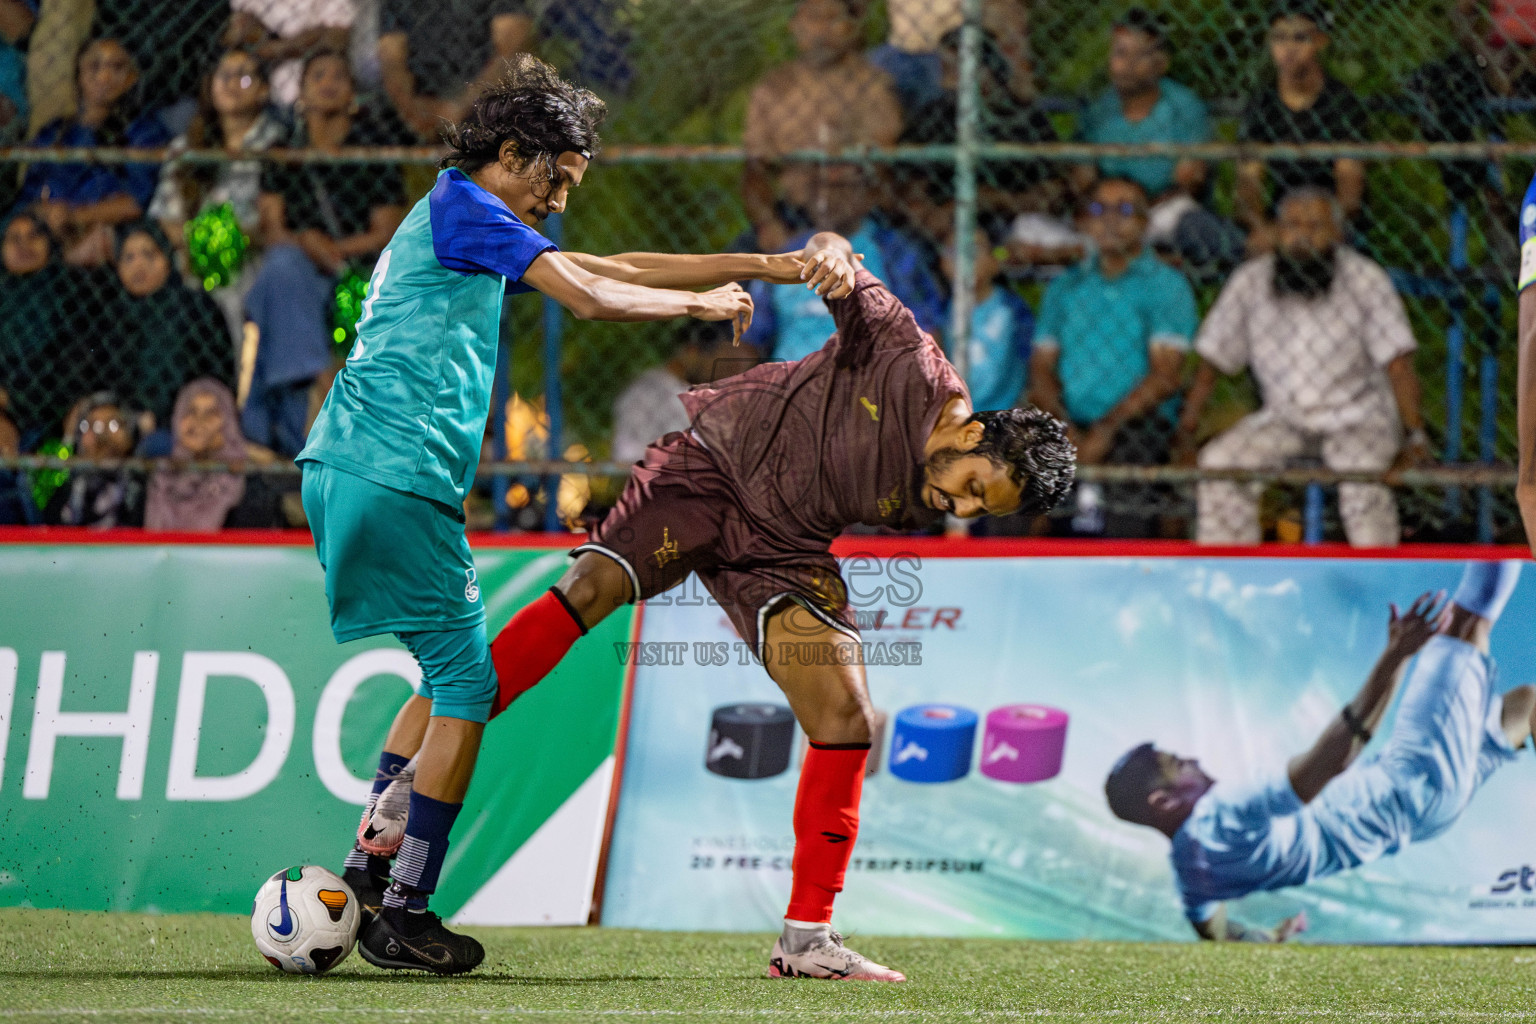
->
<box><xmin>602</xmin><ymin>551</ymin><xmax>1536</xmax><ymax>943</ymax></box>
<box><xmin>0</xmin><ymin>541</ymin><xmax>630</xmax><ymax>925</ymax></box>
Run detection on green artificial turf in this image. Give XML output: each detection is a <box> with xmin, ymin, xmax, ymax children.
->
<box><xmin>2</xmin><ymin>908</ymin><xmax>1535</xmax><ymax>1023</ymax></box>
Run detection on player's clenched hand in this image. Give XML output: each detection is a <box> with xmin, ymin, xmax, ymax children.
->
<box><xmin>694</xmin><ymin>282</ymin><xmax>754</xmax><ymax>344</ymax></box>
<box><xmin>801</xmin><ymin>248</ymin><xmax>863</xmax><ymax>299</ymax></box>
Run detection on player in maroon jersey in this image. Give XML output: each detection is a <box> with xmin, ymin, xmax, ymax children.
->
<box><xmin>368</xmin><ymin>230</ymin><xmax>1074</xmax><ymax>980</ymax></box>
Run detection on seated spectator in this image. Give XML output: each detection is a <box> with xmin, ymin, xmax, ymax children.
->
<box><xmin>900</xmin><ymin>27</ymin><xmax>1065</xmax><ymax>249</ymax></box>
<box><xmin>224</xmin><ymin>0</ymin><xmax>354</xmax><ymax>108</ymax></box>
<box><xmin>246</xmin><ymin>50</ymin><xmax>406</xmax><ymax>455</ymax></box>
<box><xmin>612</xmin><ymin>323</ymin><xmax>747</xmax><ymax>466</ymax></box>
<box><xmin>378</xmin><ymin>0</ymin><xmax>532</xmax><ymax>140</ymax></box>
<box><xmin>939</xmin><ymin>227</ymin><xmax>1032</xmax><ymax>412</ymax></box>
<box><xmin>1408</xmin><ymin>0</ymin><xmax>1536</xmax><ymax>279</ymax></box>
<box><xmin>0</xmin><ymin>210</ymin><xmax>75</xmax><ymax>445</ymax></box>
<box><xmin>1236</xmin><ymin>2</ymin><xmax>1367</xmax><ymax>254</ymax></box>
<box><xmin>149</xmin><ymin>47</ymin><xmax>285</xmax><ymax>341</ymax></box>
<box><xmin>42</xmin><ymin>391</ymin><xmax>146</xmax><ymax>528</ymax></box>
<box><xmin>870</xmin><ymin>0</ymin><xmax>1033</xmax><ymax>113</ymax></box>
<box><xmin>1027</xmin><ymin>177</ymin><xmax>1197</xmax><ymax>536</ymax></box>
<box><xmin>742</xmin><ymin>0</ymin><xmax>902</xmax><ymax>253</ymax></box>
<box><xmin>0</xmin><ymin>405</ymin><xmax>27</xmax><ymax>523</ymax></box>
<box><xmin>1181</xmin><ymin>188</ymin><xmax>1429</xmax><ymax>547</ymax></box>
<box><xmin>0</xmin><ymin>1</ymin><xmax>34</xmax><ymax>147</ymax></box>
<box><xmin>17</xmin><ymin>36</ymin><xmax>172</xmax><ymax>267</ymax></box>
<box><xmin>743</xmin><ymin>162</ymin><xmax>943</xmax><ymax>362</ymax></box>
<box><xmin>146</xmin><ymin>378</ymin><xmax>283</xmax><ymax>531</ymax></box>
<box><xmin>93</xmin><ymin>223</ymin><xmax>233</xmax><ymax>433</ymax></box>
<box><xmin>91</xmin><ymin>0</ymin><xmax>229</xmax><ymax>128</ymax></box>
<box><xmin>1075</xmin><ymin>8</ymin><xmax>1242</xmax><ymax>274</ymax></box>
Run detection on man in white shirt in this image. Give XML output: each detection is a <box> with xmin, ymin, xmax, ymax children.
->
<box><xmin>611</xmin><ymin>324</ymin><xmax>753</xmax><ymax>465</ymax></box>
<box><xmin>1177</xmin><ymin>188</ymin><xmax>1429</xmax><ymax>546</ymax></box>
<box><xmin>1106</xmin><ymin>561</ymin><xmax>1528</xmax><ymax>941</ymax></box>
<box><xmin>227</xmin><ymin>0</ymin><xmax>355</xmax><ymax>107</ymax></box>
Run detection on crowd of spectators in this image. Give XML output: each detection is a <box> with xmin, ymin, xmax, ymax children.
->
<box><xmin>0</xmin><ymin>0</ymin><xmax>1527</xmax><ymax>545</ymax></box>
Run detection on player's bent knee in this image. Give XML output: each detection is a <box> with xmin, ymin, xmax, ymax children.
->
<box><xmin>556</xmin><ymin>553</ymin><xmax>631</xmax><ymax>625</ymax></box>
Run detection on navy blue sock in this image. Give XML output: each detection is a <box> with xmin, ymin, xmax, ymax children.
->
<box><xmin>343</xmin><ymin>751</ymin><xmax>412</xmax><ymax>872</ymax></box>
<box><xmin>383</xmin><ymin>789</ymin><xmax>462</xmax><ymax>911</ymax></box>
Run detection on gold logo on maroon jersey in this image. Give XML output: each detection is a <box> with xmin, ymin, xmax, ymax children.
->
<box><xmin>859</xmin><ymin>397</ymin><xmax>879</xmax><ymax>421</ymax></box>
<box><xmin>877</xmin><ymin>485</ymin><xmax>902</xmax><ymax>518</ymax></box>
<box><xmin>653</xmin><ymin>527</ymin><xmax>679</xmax><ymax>568</ymax></box>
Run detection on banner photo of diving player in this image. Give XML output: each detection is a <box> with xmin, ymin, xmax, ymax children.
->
<box><xmin>600</xmin><ymin>554</ymin><xmax>1536</xmax><ymax>943</ymax></box>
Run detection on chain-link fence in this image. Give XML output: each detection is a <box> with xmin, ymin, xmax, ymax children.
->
<box><xmin>0</xmin><ymin>0</ymin><xmax>1529</xmax><ymax>544</ymax></box>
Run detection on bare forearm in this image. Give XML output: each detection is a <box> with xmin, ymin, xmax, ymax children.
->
<box><xmin>1100</xmin><ymin>370</ymin><xmax>1181</xmax><ymax>431</ymax></box>
<box><xmin>575</xmin><ymin>277</ymin><xmax>712</xmax><ymax>322</ymax></box>
<box><xmin>259</xmin><ymin>26</ymin><xmax>349</xmax><ymax>62</ymax></box>
<box><xmin>1289</xmin><ymin>652</ymin><xmax>1409</xmax><ymax>802</ymax></box>
<box><xmin>742</xmin><ymin>161</ymin><xmax>782</xmax><ymax>235</ymax></box>
<box><xmin>1235</xmin><ymin>162</ymin><xmax>1267</xmax><ymax>229</ymax></box>
<box><xmin>1179</xmin><ymin>361</ymin><xmax>1219</xmax><ymax>435</ymax></box>
<box><xmin>1385</xmin><ymin>355</ymin><xmax>1424</xmax><ymax>432</ymax></box>
<box><xmin>1335</xmin><ymin>159</ymin><xmax>1366</xmax><ymax>219</ymax></box>
<box><xmin>570</xmin><ymin>250</ymin><xmax>781</xmax><ymax>289</ymax></box>
<box><xmin>70</xmin><ymin>194</ymin><xmax>141</xmax><ymax>228</ymax></box>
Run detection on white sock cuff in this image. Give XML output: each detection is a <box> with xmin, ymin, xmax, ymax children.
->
<box><xmin>783</xmin><ymin>918</ymin><xmax>831</xmax><ymax>931</ymax></box>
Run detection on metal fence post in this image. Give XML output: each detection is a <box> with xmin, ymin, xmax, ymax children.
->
<box><xmin>947</xmin><ymin>0</ymin><xmax>983</xmax><ymax>388</ymax></box>
<box><xmin>542</xmin><ymin>212</ymin><xmax>565</xmax><ymax>534</ymax></box>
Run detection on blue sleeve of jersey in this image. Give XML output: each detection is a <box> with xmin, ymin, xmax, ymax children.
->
<box><xmin>1519</xmin><ymin>173</ymin><xmax>1536</xmax><ymax>291</ymax></box>
<box><xmin>1005</xmin><ymin>289</ymin><xmax>1034</xmax><ymax>363</ymax></box>
<box><xmin>743</xmin><ymin>277</ymin><xmax>776</xmax><ymax>348</ymax></box>
<box><xmin>879</xmin><ymin>230</ymin><xmax>943</xmax><ymax>331</ymax></box>
<box><xmin>429</xmin><ymin>169</ymin><xmax>557</xmax><ymax>290</ymax></box>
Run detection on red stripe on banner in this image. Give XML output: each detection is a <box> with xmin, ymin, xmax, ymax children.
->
<box><xmin>588</xmin><ymin>599</ymin><xmax>644</xmax><ymax>925</ymax></box>
<box><xmin>0</xmin><ymin>527</ymin><xmax>1525</xmax><ymax>560</ymax></box>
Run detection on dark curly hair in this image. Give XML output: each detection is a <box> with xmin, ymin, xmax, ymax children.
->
<box><xmin>968</xmin><ymin>407</ymin><xmax>1076</xmax><ymax>517</ymax></box>
<box><xmin>439</xmin><ymin>54</ymin><xmax>607</xmax><ymax>198</ymax></box>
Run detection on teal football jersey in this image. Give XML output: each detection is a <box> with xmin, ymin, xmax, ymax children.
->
<box><xmin>297</xmin><ymin>168</ymin><xmax>556</xmax><ymax>509</ymax></box>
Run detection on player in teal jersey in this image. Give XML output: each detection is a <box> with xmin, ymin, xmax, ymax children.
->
<box><xmin>302</xmin><ymin>55</ymin><xmax>857</xmax><ymax>975</ymax></box>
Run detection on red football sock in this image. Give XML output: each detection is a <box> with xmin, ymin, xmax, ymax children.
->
<box><xmin>488</xmin><ymin>587</ymin><xmax>587</xmax><ymax>718</ymax></box>
<box><xmin>786</xmin><ymin>742</ymin><xmax>869</xmax><ymax>923</ymax></box>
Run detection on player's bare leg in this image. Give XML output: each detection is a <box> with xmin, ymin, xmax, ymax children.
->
<box><xmin>761</xmin><ymin>603</ymin><xmax>905</xmax><ymax>983</ymax></box>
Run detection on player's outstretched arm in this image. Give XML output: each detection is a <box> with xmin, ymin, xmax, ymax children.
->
<box><xmin>523</xmin><ymin>249</ymin><xmax>755</xmax><ymax>338</ymax></box>
<box><xmin>1285</xmin><ymin>591</ymin><xmax>1444</xmax><ymax>804</ymax></box>
<box><xmin>561</xmin><ymin>244</ymin><xmax>858</xmax><ymax>299</ymax></box>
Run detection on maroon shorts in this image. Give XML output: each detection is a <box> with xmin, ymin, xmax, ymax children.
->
<box><xmin>574</xmin><ymin>431</ymin><xmax>859</xmax><ymax>655</ymax></box>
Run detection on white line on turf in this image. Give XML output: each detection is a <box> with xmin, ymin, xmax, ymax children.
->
<box><xmin>7</xmin><ymin>1011</ymin><xmax>1536</xmax><ymax>1020</ymax></box>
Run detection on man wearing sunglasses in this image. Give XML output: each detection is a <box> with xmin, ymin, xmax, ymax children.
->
<box><xmin>1028</xmin><ymin>176</ymin><xmax>1197</xmax><ymax>535</ymax></box>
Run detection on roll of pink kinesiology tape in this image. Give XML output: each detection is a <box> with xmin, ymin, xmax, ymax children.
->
<box><xmin>979</xmin><ymin>704</ymin><xmax>1069</xmax><ymax>783</ymax></box>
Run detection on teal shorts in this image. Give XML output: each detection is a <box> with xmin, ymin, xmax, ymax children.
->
<box><xmin>398</xmin><ymin>624</ymin><xmax>497</xmax><ymax>724</ymax></box>
<box><xmin>301</xmin><ymin>460</ymin><xmax>485</xmax><ymax>643</ymax></box>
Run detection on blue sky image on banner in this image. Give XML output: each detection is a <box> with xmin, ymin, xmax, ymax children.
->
<box><xmin>601</xmin><ymin>556</ymin><xmax>1536</xmax><ymax>943</ymax></box>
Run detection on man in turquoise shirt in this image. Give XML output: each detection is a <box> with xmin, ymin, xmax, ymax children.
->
<box><xmin>1029</xmin><ymin>177</ymin><xmax>1197</xmax><ymax>535</ymax></box>
<box><xmin>1075</xmin><ymin>9</ymin><xmax>1241</xmax><ymax>273</ymax></box>
<box><xmin>303</xmin><ymin>55</ymin><xmax>833</xmax><ymax>975</ymax></box>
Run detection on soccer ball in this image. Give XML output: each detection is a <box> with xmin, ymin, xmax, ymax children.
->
<box><xmin>250</xmin><ymin>865</ymin><xmax>360</xmax><ymax>974</ymax></box>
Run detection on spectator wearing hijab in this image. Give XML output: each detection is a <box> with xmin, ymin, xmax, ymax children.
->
<box><xmin>146</xmin><ymin>378</ymin><xmax>282</xmax><ymax>531</ymax></box>
<box><xmin>43</xmin><ymin>391</ymin><xmax>146</xmax><ymax>528</ymax></box>
<box><xmin>17</xmin><ymin>37</ymin><xmax>172</xmax><ymax>267</ymax></box>
<box><xmin>87</xmin><ymin>222</ymin><xmax>233</xmax><ymax>432</ymax></box>
<box><xmin>0</xmin><ymin>210</ymin><xmax>77</xmax><ymax>445</ymax></box>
